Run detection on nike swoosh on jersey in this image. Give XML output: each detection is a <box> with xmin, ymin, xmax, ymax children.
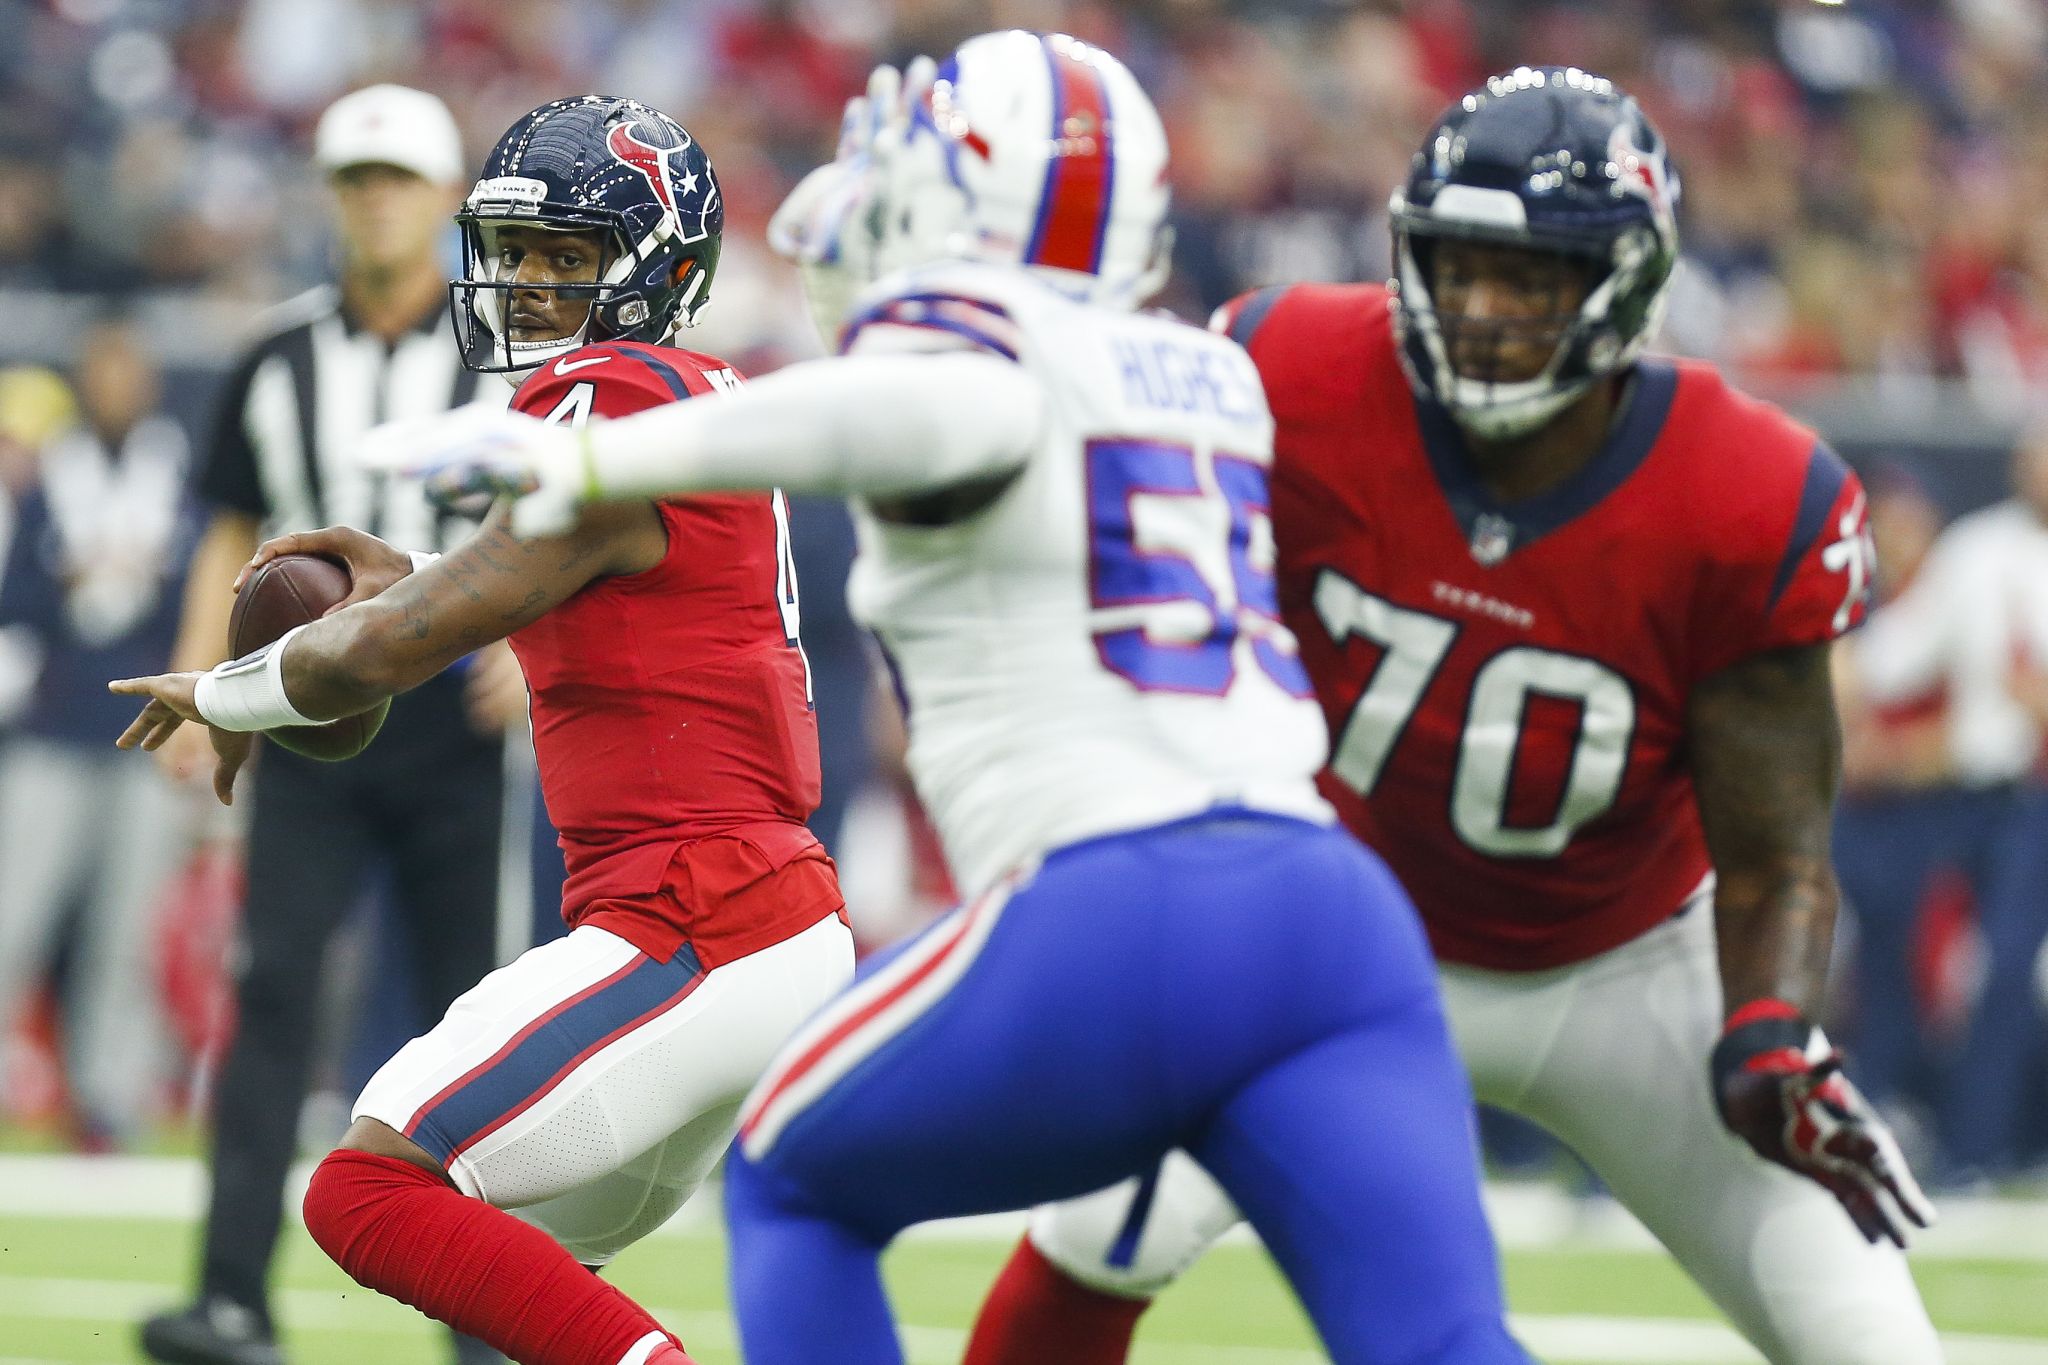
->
<box><xmin>554</xmin><ymin>354</ymin><xmax>614</xmax><ymax>375</ymax></box>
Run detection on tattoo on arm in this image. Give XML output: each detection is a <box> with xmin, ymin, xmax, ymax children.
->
<box><xmin>1689</xmin><ymin>642</ymin><xmax>1843</xmax><ymax>1016</ymax></box>
<box><xmin>279</xmin><ymin>503</ymin><xmax>664</xmax><ymax>715</ymax></box>
<box><xmin>443</xmin><ymin>555</ymin><xmax>488</xmax><ymax>605</ymax></box>
<box><xmin>502</xmin><ymin>587</ymin><xmax>549</xmax><ymax>622</ymax></box>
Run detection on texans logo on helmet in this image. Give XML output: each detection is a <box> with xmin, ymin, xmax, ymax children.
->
<box><xmin>1606</xmin><ymin>123</ymin><xmax>1674</xmax><ymax>228</ymax></box>
<box><xmin>607</xmin><ymin>121</ymin><xmax>694</xmax><ymax>227</ymax></box>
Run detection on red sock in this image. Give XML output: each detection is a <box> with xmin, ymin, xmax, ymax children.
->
<box><xmin>302</xmin><ymin>1149</ymin><xmax>694</xmax><ymax>1365</ymax></box>
<box><xmin>963</xmin><ymin>1236</ymin><xmax>1149</xmax><ymax>1365</ymax></box>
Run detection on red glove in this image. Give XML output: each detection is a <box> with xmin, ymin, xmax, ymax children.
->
<box><xmin>1709</xmin><ymin>999</ymin><xmax>1935</xmax><ymax>1247</ymax></box>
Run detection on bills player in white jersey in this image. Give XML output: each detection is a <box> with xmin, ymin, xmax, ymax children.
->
<box><xmin>970</xmin><ymin>67</ymin><xmax>1940</xmax><ymax>1365</ymax></box>
<box><xmin>370</xmin><ymin>31</ymin><xmax>1532</xmax><ymax>1365</ymax></box>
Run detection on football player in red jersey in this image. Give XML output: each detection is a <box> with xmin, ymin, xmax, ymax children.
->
<box><xmin>966</xmin><ymin>69</ymin><xmax>1942</xmax><ymax>1365</ymax></box>
<box><xmin>110</xmin><ymin>98</ymin><xmax>851</xmax><ymax>1365</ymax></box>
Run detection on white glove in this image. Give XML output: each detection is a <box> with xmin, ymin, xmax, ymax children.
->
<box><xmin>361</xmin><ymin>406</ymin><xmax>587</xmax><ymax>540</ymax></box>
<box><xmin>769</xmin><ymin>57</ymin><xmax>936</xmax><ymax>348</ymax></box>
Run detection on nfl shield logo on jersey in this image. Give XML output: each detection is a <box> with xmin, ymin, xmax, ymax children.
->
<box><xmin>1469</xmin><ymin>512</ymin><xmax>1514</xmax><ymax>566</ymax></box>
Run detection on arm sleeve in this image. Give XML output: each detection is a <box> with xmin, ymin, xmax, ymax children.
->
<box><xmin>192</xmin><ymin>348</ymin><xmax>268</xmax><ymax>517</ymax></box>
<box><xmin>582</xmin><ymin>350</ymin><xmax>1047</xmax><ymax>502</ymax></box>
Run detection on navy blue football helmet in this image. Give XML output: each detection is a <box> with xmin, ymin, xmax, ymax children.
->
<box><xmin>1390</xmin><ymin>67</ymin><xmax>1680</xmax><ymax>439</ymax></box>
<box><xmin>452</xmin><ymin>96</ymin><xmax>723</xmax><ymax>375</ymax></box>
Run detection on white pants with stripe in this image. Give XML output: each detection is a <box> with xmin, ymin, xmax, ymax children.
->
<box><xmin>354</xmin><ymin>914</ymin><xmax>853</xmax><ymax>1265</ymax></box>
<box><xmin>1032</xmin><ymin>898</ymin><xmax>1943</xmax><ymax>1365</ymax></box>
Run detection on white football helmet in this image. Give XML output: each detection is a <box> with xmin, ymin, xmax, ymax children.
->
<box><xmin>772</xmin><ymin>31</ymin><xmax>1172</xmax><ymax>333</ymax></box>
<box><xmin>885</xmin><ymin>30</ymin><xmax>1172</xmax><ymax>308</ymax></box>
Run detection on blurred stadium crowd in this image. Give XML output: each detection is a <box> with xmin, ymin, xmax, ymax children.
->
<box><xmin>3</xmin><ymin>0</ymin><xmax>2048</xmax><ymax>1191</ymax></box>
<box><xmin>4</xmin><ymin>0</ymin><xmax>2048</xmax><ymax>385</ymax></box>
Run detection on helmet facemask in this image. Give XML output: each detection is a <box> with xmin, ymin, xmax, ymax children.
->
<box><xmin>448</xmin><ymin>101</ymin><xmax>724</xmax><ymax>380</ymax></box>
<box><xmin>1393</xmin><ymin>201</ymin><xmax>1671</xmax><ymax>441</ymax></box>
<box><xmin>453</xmin><ymin>216</ymin><xmax>607</xmax><ymax>376</ymax></box>
<box><xmin>454</xmin><ymin>210</ymin><xmax>716</xmax><ymax>379</ymax></box>
<box><xmin>1387</xmin><ymin>69</ymin><xmax>1681</xmax><ymax>442</ymax></box>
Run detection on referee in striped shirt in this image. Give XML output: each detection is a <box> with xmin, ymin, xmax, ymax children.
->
<box><xmin>142</xmin><ymin>86</ymin><xmax>520</xmax><ymax>1365</ymax></box>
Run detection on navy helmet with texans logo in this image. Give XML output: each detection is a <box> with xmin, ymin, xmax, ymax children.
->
<box><xmin>451</xmin><ymin>96</ymin><xmax>723</xmax><ymax>375</ymax></box>
<box><xmin>1389</xmin><ymin>66</ymin><xmax>1681</xmax><ymax>439</ymax></box>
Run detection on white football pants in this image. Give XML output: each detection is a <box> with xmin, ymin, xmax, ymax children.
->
<box><xmin>355</xmin><ymin>913</ymin><xmax>854</xmax><ymax>1264</ymax></box>
<box><xmin>1031</xmin><ymin>893</ymin><xmax>1942</xmax><ymax>1365</ymax></box>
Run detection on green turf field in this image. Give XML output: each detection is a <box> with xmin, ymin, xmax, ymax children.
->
<box><xmin>2</xmin><ymin>1198</ymin><xmax>2046</xmax><ymax>1365</ymax></box>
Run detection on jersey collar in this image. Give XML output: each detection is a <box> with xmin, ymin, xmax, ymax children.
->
<box><xmin>1411</xmin><ymin>360</ymin><xmax>1678</xmax><ymax>566</ymax></box>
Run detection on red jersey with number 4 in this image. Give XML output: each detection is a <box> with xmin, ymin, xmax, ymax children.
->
<box><xmin>1221</xmin><ymin>284</ymin><xmax>1873</xmax><ymax>970</ymax></box>
<box><xmin>507</xmin><ymin>340</ymin><xmax>837</xmax><ymax>969</ymax></box>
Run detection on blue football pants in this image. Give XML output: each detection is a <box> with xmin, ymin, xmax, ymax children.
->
<box><xmin>725</xmin><ymin>811</ymin><xmax>1530</xmax><ymax>1364</ymax></box>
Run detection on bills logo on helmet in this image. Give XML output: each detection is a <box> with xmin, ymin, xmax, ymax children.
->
<box><xmin>607</xmin><ymin>121</ymin><xmax>696</xmax><ymax>231</ymax></box>
<box><xmin>924</xmin><ymin>72</ymin><xmax>993</xmax><ymax>163</ymax></box>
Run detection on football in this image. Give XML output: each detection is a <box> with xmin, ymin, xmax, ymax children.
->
<box><xmin>226</xmin><ymin>552</ymin><xmax>389</xmax><ymax>761</ymax></box>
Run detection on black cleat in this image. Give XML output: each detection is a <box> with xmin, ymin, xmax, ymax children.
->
<box><xmin>139</xmin><ymin>1296</ymin><xmax>285</xmax><ymax>1365</ymax></box>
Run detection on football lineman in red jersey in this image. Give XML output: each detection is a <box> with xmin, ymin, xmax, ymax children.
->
<box><xmin>112</xmin><ymin>98</ymin><xmax>851</xmax><ymax>1365</ymax></box>
<box><xmin>966</xmin><ymin>68</ymin><xmax>1942</xmax><ymax>1365</ymax></box>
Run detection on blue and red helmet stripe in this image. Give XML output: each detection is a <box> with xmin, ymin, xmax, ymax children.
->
<box><xmin>1024</xmin><ymin>34</ymin><xmax>1117</xmax><ymax>276</ymax></box>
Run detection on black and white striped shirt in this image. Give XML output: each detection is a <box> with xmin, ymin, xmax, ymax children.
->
<box><xmin>197</xmin><ymin>287</ymin><xmax>504</xmax><ymax>551</ymax></box>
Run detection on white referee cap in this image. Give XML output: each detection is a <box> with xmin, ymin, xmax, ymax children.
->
<box><xmin>315</xmin><ymin>84</ymin><xmax>465</xmax><ymax>185</ymax></box>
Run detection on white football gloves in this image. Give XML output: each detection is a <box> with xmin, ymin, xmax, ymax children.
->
<box><xmin>768</xmin><ymin>57</ymin><xmax>936</xmax><ymax>349</ymax></box>
<box><xmin>362</xmin><ymin>406</ymin><xmax>588</xmax><ymax>539</ymax></box>
<box><xmin>368</xmin><ymin>59</ymin><xmax>948</xmax><ymax>537</ymax></box>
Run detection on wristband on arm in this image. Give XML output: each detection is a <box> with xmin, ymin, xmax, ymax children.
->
<box><xmin>1709</xmin><ymin>996</ymin><xmax>1816</xmax><ymax>1091</ymax></box>
<box><xmin>193</xmin><ymin>623</ymin><xmax>318</xmax><ymax>731</ymax></box>
<box><xmin>1708</xmin><ymin>994</ymin><xmax>1935</xmax><ymax>1247</ymax></box>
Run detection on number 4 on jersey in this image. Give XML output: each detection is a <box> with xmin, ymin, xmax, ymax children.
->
<box><xmin>541</xmin><ymin>369</ymin><xmax>812</xmax><ymax>705</ymax></box>
<box><xmin>1316</xmin><ymin>569</ymin><xmax>1636</xmax><ymax>859</ymax></box>
<box><xmin>543</xmin><ymin>382</ymin><xmax>595</xmax><ymax>427</ymax></box>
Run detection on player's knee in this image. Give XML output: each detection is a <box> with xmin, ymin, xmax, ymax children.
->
<box><xmin>1027</xmin><ymin>1162</ymin><xmax>1232</xmax><ymax>1301</ymax></box>
<box><xmin>335</xmin><ymin>1115</ymin><xmax>445</xmax><ymax>1171</ymax></box>
<box><xmin>300</xmin><ymin>1149</ymin><xmax>355</xmax><ymax>1259</ymax></box>
<box><xmin>301</xmin><ymin>1146</ymin><xmax>421</xmax><ymax>1264</ymax></box>
<box><xmin>1736</xmin><ymin>1204</ymin><xmax>1941</xmax><ymax>1365</ymax></box>
<box><xmin>1027</xmin><ymin>1222</ymin><xmax>1173</xmax><ymax>1300</ymax></box>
